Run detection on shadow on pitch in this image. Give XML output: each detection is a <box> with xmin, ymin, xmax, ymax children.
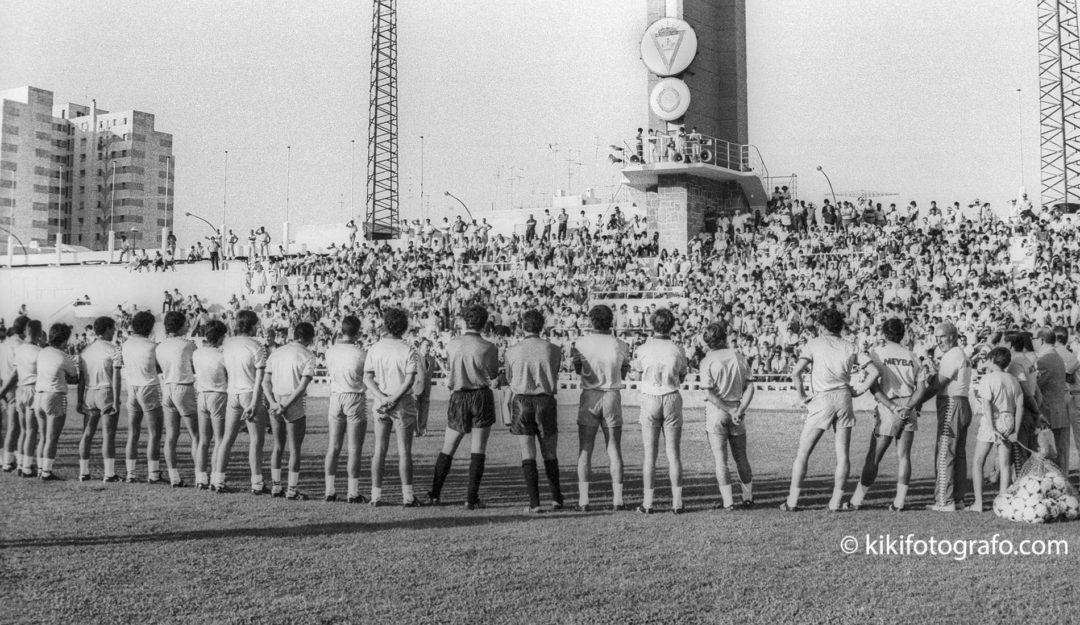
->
<box><xmin>0</xmin><ymin>512</ymin><xmax>574</xmax><ymax>550</ymax></box>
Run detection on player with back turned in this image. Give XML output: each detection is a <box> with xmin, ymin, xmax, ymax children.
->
<box><xmin>156</xmin><ymin>311</ymin><xmax>199</xmax><ymax>487</ymax></box>
<box><xmin>571</xmin><ymin>304</ymin><xmax>630</xmax><ymax>511</ymax></box>
<box><xmin>76</xmin><ymin>316</ymin><xmax>122</xmax><ymax>482</ymax></box>
<box><xmin>504</xmin><ymin>309</ymin><xmax>565</xmax><ymax>513</ymax></box>
<box><xmin>427</xmin><ymin>304</ymin><xmax>501</xmax><ymax>509</ymax></box>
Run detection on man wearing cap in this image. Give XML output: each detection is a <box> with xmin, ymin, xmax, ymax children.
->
<box><xmin>927</xmin><ymin>322</ymin><xmax>973</xmax><ymax>511</ymax></box>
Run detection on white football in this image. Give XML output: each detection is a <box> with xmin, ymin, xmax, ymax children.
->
<box><xmin>993</xmin><ymin>494</ymin><xmax>1011</xmax><ymax>517</ymax></box>
<box><xmin>1061</xmin><ymin>495</ymin><xmax>1080</xmax><ymax>521</ymax></box>
<box><xmin>1029</xmin><ymin>502</ymin><xmax>1048</xmax><ymax>523</ymax></box>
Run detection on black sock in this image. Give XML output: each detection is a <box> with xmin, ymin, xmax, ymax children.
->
<box><xmin>522</xmin><ymin>460</ymin><xmax>541</xmax><ymax>508</ymax></box>
<box><xmin>467</xmin><ymin>453</ymin><xmax>486</xmax><ymax>504</ymax></box>
<box><xmin>430</xmin><ymin>452</ymin><xmax>452</xmax><ymax>499</ymax></box>
<box><xmin>543</xmin><ymin>458</ymin><xmax>563</xmax><ymax>505</ymax></box>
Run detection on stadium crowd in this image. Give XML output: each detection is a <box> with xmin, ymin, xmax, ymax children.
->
<box><xmin>0</xmin><ymin>194</ymin><xmax>1079</xmax><ymax>514</ymax></box>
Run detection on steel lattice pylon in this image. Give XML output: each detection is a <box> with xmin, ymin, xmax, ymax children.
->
<box><xmin>366</xmin><ymin>0</ymin><xmax>399</xmax><ymax>238</ymax></box>
<box><xmin>1038</xmin><ymin>0</ymin><xmax>1080</xmax><ymax>207</ymax></box>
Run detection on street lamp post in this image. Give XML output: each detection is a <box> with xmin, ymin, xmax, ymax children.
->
<box><xmin>223</xmin><ymin>150</ymin><xmax>228</xmax><ymax>227</ymax></box>
<box><xmin>350</xmin><ymin>139</ymin><xmax>356</xmax><ymax>222</ymax></box>
<box><xmin>185</xmin><ymin>211</ymin><xmax>219</xmax><ymax>234</ymax></box>
<box><xmin>420</xmin><ymin>135</ymin><xmax>425</xmax><ymax>220</ymax></box>
<box><xmin>108</xmin><ymin>160</ymin><xmax>117</xmax><ymax>237</ymax></box>
<box><xmin>286</xmin><ymin>145</ymin><xmax>291</xmax><ymax>224</ymax></box>
<box><xmin>444</xmin><ymin>191</ymin><xmax>473</xmax><ymax>220</ymax></box>
<box><xmin>816</xmin><ymin>165</ymin><xmax>837</xmax><ymax>206</ymax></box>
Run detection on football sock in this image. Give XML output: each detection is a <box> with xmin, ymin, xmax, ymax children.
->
<box><xmin>829</xmin><ymin>487</ymin><xmax>844</xmax><ymax>510</ymax></box>
<box><xmin>126</xmin><ymin>459</ymin><xmax>136</xmax><ymax>476</ymax></box>
<box><xmin>348</xmin><ymin>477</ymin><xmax>361</xmax><ymax>498</ymax></box>
<box><xmin>211</xmin><ymin>471</ymin><xmax>225</xmax><ymax>487</ymax></box>
<box><xmin>523</xmin><ymin>460</ymin><xmax>541</xmax><ymax>508</ymax></box>
<box><xmin>466</xmin><ymin>453</ymin><xmax>486</xmax><ymax>504</ymax></box>
<box><xmin>543</xmin><ymin>459</ymin><xmax>563</xmax><ymax>504</ymax></box>
<box><xmin>288</xmin><ymin>472</ymin><xmax>299</xmax><ymax>488</ymax></box>
<box><xmin>271</xmin><ymin>468</ymin><xmax>282</xmax><ymax>484</ymax></box>
<box><xmin>787</xmin><ymin>487</ymin><xmax>801</xmax><ymax>508</ymax></box>
<box><xmin>41</xmin><ymin>458</ymin><xmax>54</xmax><ymax>472</ymax></box>
<box><xmin>251</xmin><ymin>474</ymin><xmax>263</xmax><ymax>488</ymax></box>
<box><xmin>147</xmin><ymin>460</ymin><xmax>160</xmax><ymax>476</ymax></box>
<box><xmin>719</xmin><ymin>484</ymin><xmax>734</xmax><ymax>507</ymax></box>
<box><xmin>613</xmin><ymin>483</ymin><xmax>624</xmax><ymax>506</ymax></box>
<box><xmin>195</xmin><ymin>471</ymin><xmax>208</xmax><ymax>485</ymax></box>
<box><xmin>850</xmin><ymin>483</ymin><xmax>869</xmax><ymax>507</ymax></box>
<box><xmin>643</xmin><ymin>488</ymin><xmax>655</xmax><ymax>508</ymax></box>
<box><xmin>325</xmin><ymin>474</ymin><xmax>336</xmax><ymax>496</ymax></box>
<box><xmin>578</xmin><ymin>482</ymin><xmax>590</xmax><ymax>507</ymax></box>
<box><xmin>672</xmin><ymin>486</ymin><xmax>683</xmax><ymax>508</ymax></box>
<box><xmin>168</xmin><ymin>469</ymin><xmax>181</xmax><ymax>483</ymax></box>
<box><xmin>80</xmin><ymin>459</ymin><xmax>90</xmax><ymax>475</ymax></box>
<box><xmin>402</xmin><ymin>484</ymin><xmax>415</xmax><ymax>502</ymax></box>
<box><xmin>741</xmin><ymin>481</ymin><xmax>753</xmax><ymax>502</ymax></box>
<box><xmin>894</xmin><ymin>484</ymin><xmax>909</xmax><ymax>508</ymax></box>
<box><xmin>38</xmin><ymin>456</ymin><xmax>44</xmax><ymax>470</ymax></box>
<box><xmin>371</xmin><ymin>486</ymin><xmax>383</xmax><ymax>502</ymax></box>
<box><xmin>103</xmin><ymin>458</ymin><xmax>116</xmax><ymax>477</ymax></box>
<box><xmin>430</xmin><ymin>452</ymin><xmax>453</xmax><ymax>498</ymax></box>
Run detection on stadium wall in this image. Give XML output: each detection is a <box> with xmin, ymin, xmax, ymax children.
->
<box><xmin>0</xmin><ymin>262</ymin><xmax>254</xmax><ymax>326</ymax></box>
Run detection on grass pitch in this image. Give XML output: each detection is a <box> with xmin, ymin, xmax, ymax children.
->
<box><xmin>3</xmin><ymin>399</ymin><xmax>1079</xmax><ymax>624</ymax></box>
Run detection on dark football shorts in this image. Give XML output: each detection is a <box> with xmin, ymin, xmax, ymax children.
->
<box><xmin>509</xmin><ymin>393</ymin><xmax>558</xmax><ymax>437</ymax></box>
<box><xmin>447</xmin><ymin>387</ymin><xmax>495</xmax><ymax>433</ymax></box>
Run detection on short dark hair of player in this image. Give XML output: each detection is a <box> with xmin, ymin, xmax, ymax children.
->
<box><xmin>12</xmin><ymin>315</ymin><xmax>29</xmax><ymax>335</ymax></box>
<box><xmin>1054</xmin><ymin>325</ymin><xmax>1069</xmax><ymax>345</ymax></box>
<box><xmin>235</xmin><ymin>310</ymin><xmax>259</xmax><ymax>336</ymax></box>
<box><xmin>1035</xmin><ymin>327</ymin><xmax>1056</xmax><ymax>345</ymax></box>
<box><xmin>93</xmin><ymin>316</ymin><xmax>116</xmax><ymax>337</ymax></box>
<box><xmin>462</xmin><ymin>304</ymin><xmax>488</xmax><ymax>331</ymax></box>
<box><xmin>163</xmin><ymin>311</ymin><xmax>187</xmax><ymax>335</ymax></box>
<box><xmin>294</xmin><ymin>322</ymin><xmax>315</xmax><ymax>343</ymax></box>
<box><xmin>650</xmin><ymin>308</ymin><xmax>676</xmax><ymax>335</ymax></box>
<box><xmin>988</xmin><ymin>346</ymin><xmax>1012</xmax><ymax>370</ymax></box>
<box><xmin>818</xmin><ymin>308</ymin><xmax>844</xmax><ymax>334</ymax></box>
<box><xmin>588</xmin><ymin>305</ymin><xmax>614</xmax><ymax>333</ymax></box>
<box><xmin>882</xmin><ymin>318</ymin><xmax>905</xmax><ymax>343</ymax></box>
<box><xmin>702</xmin><ymin>323</ymin><xmax>727</xmax><ymax>350</ymax></box>
<box><xmin>48</xmin><ymin>323</ymin><xmax>72</xmax><ymax>348</ymax></box>
<box><xmin>521</xmin><ymin>309</ymin><xmax>545</xmax><ymax>334</ymax></box>
<box><xmin>340</xmin><ymin>315</ymin><xmax>361</xmax><ymax>339</ymax></box>
<box><xmin>204</xmin><ymin>320</ymin><xmax>228</xmax><ymax>346</ymax></box>
<box><xmin>1010</xmin><ymin>331</ymin><xmax>1034</xmax><ymax>353</ymax></box>
<box><xmin>131</xmin><ymin>311</ymin><xmax>156</xmax><ymax>337</ymax></box>
<box><xmin>383</xmin><ymin>308</ymin><xmax>409</xmax><ymax>337</ymax></box>
<box><xmin>26</xmin><ymin>320</ymin><xmax>43</xmax><ymax>341</ymax></box>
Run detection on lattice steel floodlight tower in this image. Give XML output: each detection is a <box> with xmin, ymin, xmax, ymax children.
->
<box><xmin>1038</xmin><ymin>0</ymin><xmax>1080</xmax><ymax>207</ymax></box>
<box><xmin>366</xmin><ymin>0</ymin><xmax>399</xmax><ymax>239</ymax></box>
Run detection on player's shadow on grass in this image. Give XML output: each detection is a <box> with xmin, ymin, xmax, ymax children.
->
<box><xmin>0</xmin><ymin>513</ymin><xmax>566</xmax><ymax>550</ymax></box>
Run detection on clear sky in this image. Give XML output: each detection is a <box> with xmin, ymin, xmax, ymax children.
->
<box><xmin>0</xmin><ymin>0</ymin><xmax>1040</xmax><ymax>245</ymax></box>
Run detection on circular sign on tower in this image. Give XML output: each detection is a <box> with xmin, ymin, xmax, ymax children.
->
<box><xmin>650</xmin><ymin>78</ymin><xmax>691</xmax><ymax>121</ymax></box>
<box><xmin>640</xmin><ymin>17</ymin><xmax>698</xmax><ymax>76</ymax></box>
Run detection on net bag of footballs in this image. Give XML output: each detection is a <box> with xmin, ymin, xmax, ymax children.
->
<box><xmin>993</xmin><ymin>446</ymin><xmax>1080</xmax><ymax>524</ymax></box>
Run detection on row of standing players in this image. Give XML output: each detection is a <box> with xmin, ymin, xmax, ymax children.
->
<box><xmin>2</xmin><ymin>305</ymin><xmax>1074</xmax><ymax>512</ymax></box>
